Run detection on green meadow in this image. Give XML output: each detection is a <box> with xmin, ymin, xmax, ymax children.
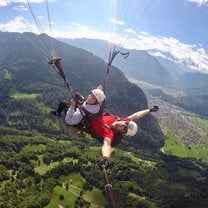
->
<box><xmin>10</xmin><ymin>92</ymin><xmax>40</xmax><ymax>100</ymax></box>
<box><xmin>164</xmin><ymin>131</ymin><xmax>208</xmax><ymax>162</ymax></box>
<box><xmin>23</xmin><ymin>144</ymin><xmax>46</xmax><ymax>152</ymax></box>
<box><xmin>35</xmin><ymin>160</ymin><xmax>60</xmax><ymax>175</ymax></box>
<box><xmin>59</xmin><ymin>173</ymin><xmax>85</xmax><ymax>188</ymax></box>
<box><xmin>46</xmin><ymin>172</ymin><xmax>106</xmax><ymax>208</ymax></box>
<box><xmin>124</xmin><ymin>152</ymin><xmax>157</xmax><ymax>167</ymax></box>
<box><xmin>83</xmin><ymin>188</ymin><xmax>107</xmax><ymax>207</ymax></box>
<box><xmin>45</xmin><ymin>185</ymin><xmax>77</xmax><ymax>208</ymax></box>
<box><xmin>42</xmin><ymin>118</ymin><xmax>61</xmax><ymax>130</ymax></box>
<box><xmin>36</xmin><ymin>102</ymin><xmax>52</xmax><ymax>114</ymax></box>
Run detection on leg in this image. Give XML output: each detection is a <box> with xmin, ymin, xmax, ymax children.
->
<box><xmin>51</xmin><ymin>101</ymin><xmax>69</xmax><ymax>116</ymax></box>
<box><xmin>56</xmin><ymin>101</ymin><xmax>69</xmax><ymax>115</ymax></box>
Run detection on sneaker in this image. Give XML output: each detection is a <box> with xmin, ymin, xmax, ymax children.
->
<box><xmin>50</xmin><ymin>110</ymin><xmax>61</xmax><ymax>117</ymax></box>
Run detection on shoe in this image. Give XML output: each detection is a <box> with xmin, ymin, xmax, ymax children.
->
<box><xmin>50</xmin><ymin>110</ymin><xmax>61</xmax><ymax>117</ymax></box>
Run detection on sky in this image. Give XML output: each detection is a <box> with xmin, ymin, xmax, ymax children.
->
<box><xmin>0</xmin><ymin>0</ymin><xmax>208</xmax><ymax>72</ymax></box>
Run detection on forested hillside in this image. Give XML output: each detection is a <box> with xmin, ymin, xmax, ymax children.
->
<box><xmin>0</xmin><ymin>32</ymin><xmax>208</xmax><ymax>208</ymax></box>
<box><xmin>0</xmin><ymin>31</ymin><xmax>164</xmax><ymax>149</ymax></box>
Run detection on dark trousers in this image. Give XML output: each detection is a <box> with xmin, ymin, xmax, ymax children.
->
<box><xmin>56</xmin><ymin>101</ymin><xmax>70</xmax><ymax>115</ymax></box>
<box><xmin>56</xmin><ymin>93</ymin><xmax>85</xmax><ymax>115</ymax></box>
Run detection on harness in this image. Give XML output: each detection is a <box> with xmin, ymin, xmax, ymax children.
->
<box><xmin>78</xmin><ymin>107</ymin><xmax>124</xmax><ymax>147</ymax></box>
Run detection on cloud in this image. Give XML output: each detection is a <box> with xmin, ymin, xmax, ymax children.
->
<box><xmin>0</xmin><ymin>0</ymin><xmax>8</xmax><ymax>6</ymax></box>
<box><xmin>186</xmin><ymin>0</ymin><xmax>208</xmax><ymax>6</ymax></box>
<box><xmin>37</xmin><ymin>15</ymin><xmax>44</xmax><ymax>19</ymax></box>
<box><xmin>124</xmin><ymin>28</ymin><xmax>137</xmax><ymax>35</ymax></box>
<box><xmin>52</xmin><ymin>23</ymin><xmax>112</xmax><ymax>41</ymax></box>
<box><xmin>1</xmin><ymin>17</ymin><xmax>208</xmax><ymax>73</ymax></box>
<box><xmin>127</xmin><ymin>32</ymin><xmax>208</xmax><ymax>72</ymax></box>
<box><xmin>110</xmin><ymin>18</ymin><xmax>125</xmax><ymax>26</ymax></box>
<box><xmin>0</xmin><ymin>16</ymin><xmax>37</xmax><ymax>33</ymax></box>
<box><xmin>51</xmin><ymin>23</ymin><xmax>208</xmax><ymax>73</ymax></box>
<box><xmin>51</xmin><ymin>22</ymin><xmax>206</xmax><ymax>70</ymax></box>
<box><xmin>0</xmin><ymin>0</ymin><xmax>55</xmax><ymax>7</ymax></box>
<box><xmin>13</xmin><ymin>5</ymin><xmax>28</xmax><ymax>11</ymax></box>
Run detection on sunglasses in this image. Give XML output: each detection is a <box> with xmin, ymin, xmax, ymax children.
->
<box><xmin>123</xmin><ymin>121</ymin><xmax>129</xmax><ymax>134</ymax></box>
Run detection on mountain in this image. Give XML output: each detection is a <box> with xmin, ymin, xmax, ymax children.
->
<box><xmin>148</xmin><ymin>48</ymin><xmax>207</xmax><ymax>73</ymax></box>
<box><xmin>1</xmin><ymin>32</ymin><xmax>208</xmax><ymax>208</ymax></box>
<box><xmin>114</xmin><ymin>49</ymin><xmax>173</xmax><ymax>87</ymax></box>
<box><xmin>59</xmin><ymin>38</ymin><xmax>173</xmax><ymax>87</ymax></box>
<box><xmin>171</xmin><ymin>72</ymin><xmax>208</xmax><ymax>117</ymax></box>
<box><xmin>0</xmin><ymin>31</ymin><xmax>164</xmax><ymax>149</ymax></box>
<box><xmin>155</xmin><ymin>56</ymin><xmax>190</xmax><ymax>82</ymax></box>
<box><xmin>58</xmin><ymin>38</ymin><xmax>109</xmax><ymax>62</ymax></box>
<box><xmin>60</xmin><ymin>38</ymin><xmax>208</xmax><ymax>90</ymax></box>
<box><xmin>60</xmin><ymin>37</ymin><xmax>208</xmax><ymax>118</ymax></box>
<box><xmin>177</xmin><ymin>72</ymin><xmax>208</xmax><ymax>94</ymax></box>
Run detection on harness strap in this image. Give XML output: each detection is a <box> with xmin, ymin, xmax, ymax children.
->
<box><xmin>77</xmin><ymin>110</ymin><xmax>123</xmax><ymax>146</ymax></box>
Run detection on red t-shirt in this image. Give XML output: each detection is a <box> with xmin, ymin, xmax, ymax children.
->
<box><xmin>89</xmin><ymin>115</ymin><xmax>129</xmax><ymax>142</ymax></box>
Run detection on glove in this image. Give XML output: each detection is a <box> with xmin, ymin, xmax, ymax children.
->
<box><xmin>150</xmin><ymin>105</ymin><xmax>159</xmax><ymax>112</ymax></box>
<box><xmin>99</xmin><ymin>157</ymin><xmax>110</xmax><ymax>170</ymax></box>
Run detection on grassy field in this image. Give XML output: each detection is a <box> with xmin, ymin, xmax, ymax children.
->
<box><xmin>10</xmin><ymin>92</ymin><xmax>40</xmax><ymax>100</ymax></box>
<box><xmin>164</xmin><ymin>132</ymin><xmax>208</xmax><ymax>162</ymax></box>
<box><xmin>0</xmin><ymin>180</ymin><xmax>10</xmax><ymax>190</ymax></box>
<box><xmin>124</xmin><ymin>152</ymin><xmax>157</xmax><ymax>167</ymax></box>
<box><xmin>46</xmin><ymin>173</ymin><xmax>106</xmax><ymax>208</ymax></box>
<box><xmin>45</xmin><ymin>185</ymin><xmax>106</xmax><ymax>208</ymax></box>
<box><xmin>83</xmin><ymin>188</ymin><xmax>107</xmax><ymax>207</ymax></box>
<box><xmin>59</xmin><ymin>173</ymin><xmax>85</xmax><ymax>188</ymax></box>
<box><xmin>42</xmin><ymin>118</ymin><xmax>61</xmax><ymax>130</ymax></box>
<box><xmin>45</xmin><ymin>186</ymin><xmax>77</xmax><ymax>208</ymax></box>
<box><xmin>23</xmin><ymin>144</ymin><xmax>46</xmax><ymax>153</ymax></box>
<box><xmin>36</xmin><ymin>102</ymin><xmax>52</xmax><ymax>114</ymax></box>
<box><xmin>35</xmin><ymin>161</ymin><xmax>59</xmax><ymax>175</ymax></box>
<box><xmin>7</xmin><ymin>110</ymin><xmax>22</xmax><ymax>117</ymax></box>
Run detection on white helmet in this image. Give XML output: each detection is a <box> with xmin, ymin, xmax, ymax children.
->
<box><xmin>91</xmin><ymin>89</ymin><xmax>106</xmax><ymax>103</ymax></box>
<box><xmin>125</xmin><ymin>121</ymin><xmax>138</xmax><ymax>136</ymax></box>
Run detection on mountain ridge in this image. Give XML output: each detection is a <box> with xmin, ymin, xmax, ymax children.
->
<box><xmin>59</xmin><ymin>37</ymin><xmax>174</xmax><ymax>87</ymax></box>
<box><xmin>0</xmin><ymin>31</ymin><xmax>164</xmax><ymax>149</ymax></box>
<box><xmin>59</xmin><ymin>37</ymin><xmax>208</xmax><ymax>118</ymax></box>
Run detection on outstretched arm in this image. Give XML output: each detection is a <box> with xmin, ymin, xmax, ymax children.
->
<box><xmin>127</xmin><ymin>106</ymin><xmax>159</xmax><ymax>121</ymax></box>
<box><xmin>127</xmin><ymin>109</ymin><xmax>150</xmax><ymax>121</ymax></box>
<box><xmin>102</xmin><ymin>137</ymin><xmax>112</xmax><ymax>158</ymax></box>
<box><xmin>99</xmin><ymin>137</ymin><xmax>111</xmax><ymax>170</ymax></box>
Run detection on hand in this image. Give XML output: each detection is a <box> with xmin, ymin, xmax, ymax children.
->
<box><xmin>150</xmin><ymin>106</ymin><xmax>159</xmax><ymax>112</ymax></box>
<box><xmin>97</xmin><ymin>85</ymin><xmax>103</xmax><ymax>91</ymax></box>
<box><xmin>70</xmin><ymin>99</ymin><xmax>76</xmax><ymax>108</ymax></box>
<box><xmin>99</xmin><ymin>157</ymin><xmax>110</xmax><ymax>170</ymax></box>
<box><xmin>74</xmin><ymin>92</ymin><xmax>85</xmax><ymax>104</ymax></box>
